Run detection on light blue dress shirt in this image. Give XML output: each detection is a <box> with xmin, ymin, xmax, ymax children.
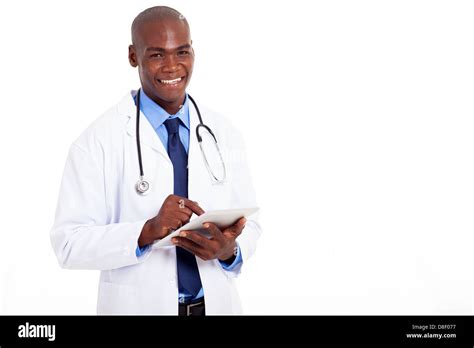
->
<box><xmin>134</xmin><ymin>89</ymin><xmax>242</xmax><ymax>302</ymax></box>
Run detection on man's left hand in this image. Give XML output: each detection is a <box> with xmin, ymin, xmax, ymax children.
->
<box><xmin>172</xmin><ymin>217</ymin><xmax>246</xmax><ymax>262</ymax></box>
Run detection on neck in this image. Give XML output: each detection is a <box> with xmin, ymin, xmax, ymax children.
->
<box><xmin>152</xmin><ymin>95</ymin><xmax>186</xmax><ymax>115</ymax></box>
<box><xmin>160</xmin><ymin>101</ymin><xmax>182</xmax><ymax>115</ymax></box>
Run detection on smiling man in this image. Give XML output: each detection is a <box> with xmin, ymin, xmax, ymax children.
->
<box><xmin>129</xmin><ymin>7</ymin><xmax>192</xmax><ymax>115</ymax></box>
<box><xmin>50</xmin><ymin>6</ymin><xmax>261</xmax><ymax>316</ymax></box>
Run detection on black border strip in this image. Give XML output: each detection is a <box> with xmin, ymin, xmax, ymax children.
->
<box><xmin>0</xmin><ymin>315</ymin><xmax>472</xmax><ymax>346</ymax></box>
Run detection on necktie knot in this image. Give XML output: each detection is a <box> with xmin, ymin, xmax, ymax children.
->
<box><xmin>164</xmin><ymin>118</ymin><xmax>180</xmax><ymax>135</ymax></box>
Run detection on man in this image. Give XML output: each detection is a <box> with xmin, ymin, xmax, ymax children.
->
<box><xmin>50</xmin><ymin>6</ymin><xmax>261</xmax><ymax>315</ymax></box>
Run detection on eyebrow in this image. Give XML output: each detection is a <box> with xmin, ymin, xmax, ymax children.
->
<box><xmin>146</xmin><ymin>44</ymin><xmax>192</xmax><ymax>52</ymax></box>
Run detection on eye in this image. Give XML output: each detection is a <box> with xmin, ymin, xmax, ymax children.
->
<box><xmin>177</xmin><ymin>50</ymin><xmax>190</xmax><ymax>57</ymax></box>
<box><xmin>150</xmin><ymin>53</ymin><xmax>163</xmax><ymax>58</ymax></box>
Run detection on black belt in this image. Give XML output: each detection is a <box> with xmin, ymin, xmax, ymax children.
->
<box><xmin>179</xmin><ymin>298</ymin><xmax>205</xmax><ymax>316</ymax></box>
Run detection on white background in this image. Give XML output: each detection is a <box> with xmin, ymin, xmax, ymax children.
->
<box><xmin>0</xmin><ymin>0</ymin><xmax>473</xmax><ymax>314</ymax></box>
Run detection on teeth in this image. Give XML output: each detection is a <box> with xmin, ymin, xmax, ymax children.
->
<box><xmin>160</xmin><ymin>77</ymin><xmax>182</xmax><ymax>85</ymax></box>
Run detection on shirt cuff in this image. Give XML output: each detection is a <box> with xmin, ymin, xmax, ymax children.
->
<box><xmin>135</xmin><ymin>244</ymin><xmax>150</xmax><ymax>257</ymax></box>
<box><xmin>219</xmin><ymin>244</ymin><xmax>243</xmax><ymax>271</ymax></box>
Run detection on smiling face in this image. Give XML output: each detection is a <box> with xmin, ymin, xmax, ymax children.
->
<box><xmin>129</xmin><ymin>18</ymin><xmax>194</xmax><ymax>114</ymax></box>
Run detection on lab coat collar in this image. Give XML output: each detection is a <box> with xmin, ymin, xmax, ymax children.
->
<box><xmin>121</xmin><ymin>90</ymin><xmax>169</xmax><ymax>161</ymax></box>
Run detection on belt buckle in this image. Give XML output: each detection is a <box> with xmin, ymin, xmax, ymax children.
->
<box><xmin>186</xmin><ymin>301</ymin><xmax>203</xmax><ymax>316</ymax></box>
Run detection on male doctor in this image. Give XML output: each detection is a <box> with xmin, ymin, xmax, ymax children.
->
<box><xmin>50</xmin><ymin>6</ymin><xmax>261</xmax><ymax>316</ymax></box>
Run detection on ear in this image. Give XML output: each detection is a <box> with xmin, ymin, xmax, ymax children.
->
<box><xmin>128</xmin><ymin>45</ymin><xmax>138</xmax><ymax>67</ymax></box>
<box><xmin>190</xmin><ymin>40</ymin><xmax>195</xmax><ymax>57</ymax></box>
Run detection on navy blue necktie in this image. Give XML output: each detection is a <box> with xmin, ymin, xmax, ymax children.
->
<box><xmin>164</xmin><ymin>118</ymin><xmax>203</xmax><ymax>299</ymax></box>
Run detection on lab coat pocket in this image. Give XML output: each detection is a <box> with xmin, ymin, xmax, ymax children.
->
<box><xmin>97</xmin><ymin>281</ymin><xmax>139</xmax><ymax>315</ymax></box>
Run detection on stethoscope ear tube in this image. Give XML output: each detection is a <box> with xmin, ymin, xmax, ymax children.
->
<box><xmin>135</xmin><ymin>89</ymin><xmax>150</xmax><ymax>195</ymax></box>
<box><xmin>135</xmin><ymin>89</ymin><xmax>145</xmax><ymax>178</ymax></box>
<box><xmin>188</xmin><ymin>94</ymin><xmax>212</xmax><ymax>142</ymax></box>
<box><xmin>196</xmin><ymin>123</ymin><xmax>217</xmax><ymax>143</ymax></box>
<box><xmin>188</xmin><ymin>94</ymin><xmax>203</xmax><ymax>123</ymax></box>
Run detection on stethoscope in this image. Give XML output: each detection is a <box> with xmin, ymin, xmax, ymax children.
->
<box><xmin>135</xmin><ymin>89</ymin><xmax>227</xmax><ymax>195</ymax></box>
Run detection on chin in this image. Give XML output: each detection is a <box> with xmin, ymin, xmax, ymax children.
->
<box><xmin>151</xmin><ymin>83</ymin><xmax>187</xmax><ymax>103</ymax></box>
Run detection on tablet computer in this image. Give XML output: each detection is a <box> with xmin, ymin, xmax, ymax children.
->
<box><xmin>152</xmin><ymin>207</ymin><xmax>259</xmax><ymax>248</ymax></box>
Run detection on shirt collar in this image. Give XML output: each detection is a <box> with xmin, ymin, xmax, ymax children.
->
<box><xmin>139</xmin><ymin>89</ymin><xmax>190</xmax><ymax>130</ymax></box>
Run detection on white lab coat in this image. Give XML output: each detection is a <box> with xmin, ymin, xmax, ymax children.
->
<box><xmin>50</xmin><ymin>90</ymin><xmax>261</xmax><ymax>315</ymax></box>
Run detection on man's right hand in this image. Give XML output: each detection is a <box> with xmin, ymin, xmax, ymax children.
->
<box><xmin>138</xmin><ymin>195</ymin><xmax>205</xmax><ymax>248</ymax></box>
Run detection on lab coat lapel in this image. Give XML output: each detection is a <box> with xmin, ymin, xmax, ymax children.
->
<box><xmin>121</xmin><ymin>91</ymin><xmax>170</xmax><ymax>162</ymax></box>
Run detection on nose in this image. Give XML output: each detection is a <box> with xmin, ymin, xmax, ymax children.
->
<box><xmin>162</xmin><ymin>54</ymin><xmax>178</xmax><ymax>73</ymax></box>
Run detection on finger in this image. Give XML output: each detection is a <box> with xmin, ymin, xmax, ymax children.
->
<box><xmin>176</xmin><ymin>206</ymin><xmax>194</xmax><ymax>217</ymax></box>
<box><xmin>171</xmin><ymin>196</ymin><xmax>204</xmax><ymax>216</ymax></box>
<box><xmin>166</xmin><ymin>197</ymin><xmax>193</xmax><ymax>216</ymax></box>
<box><xmin>173</xmin><ymin>211</ymin><xmax>192</xmax><ymax>224</ymax></box>
<box><xmin>183</xmin><ymin>198</ymin><xmax>205</xmax><ymax>216</ymax></box>
<box><xmin>178</xmin><ymin>230</ymin><xmax>214</xmax><ymax>248</ymax></box>
<box><xmin>171</xmin><ymin>218</ymin><xmax>184</xmax><ymax>230</ymax></box>
<box><xmin>202</xmin><ymin>222</ymin><xmax>224</xmax><ymax>242</ymax></box>
<box><xmin>235</xmin><ymin>217</ymin><xmax>246</xmax><ymax>229</ymax></box>
<box><xmin>236</xmin><ymin>217</ymin><xmax>247</xmax><ymax>231</ymax></box>
<box><xmin>172</xmin><ymin>237</ymin><xmax>207</xmax><ymax>258</ymax></box>
<box><xmin>225</xmin><ymin>217</ymin><xmax>246</xmax><ymax>236</ymax></box>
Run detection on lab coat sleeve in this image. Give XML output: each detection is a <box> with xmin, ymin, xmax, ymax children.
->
<box><xmin>223</xmin><ymin>128</ymin><xmax>262</xmax><ymax>278</ymax></box>
<box><xmin>50</xmin><ymin>143</ymin><xmax>151</xmax><ymax>270</ymax></box>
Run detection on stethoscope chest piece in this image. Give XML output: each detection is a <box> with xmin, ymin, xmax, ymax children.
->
<box><xmin>135</xmin><ymin>177</ymin><xmax>150</xmax><ymax>195</ymax></box>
